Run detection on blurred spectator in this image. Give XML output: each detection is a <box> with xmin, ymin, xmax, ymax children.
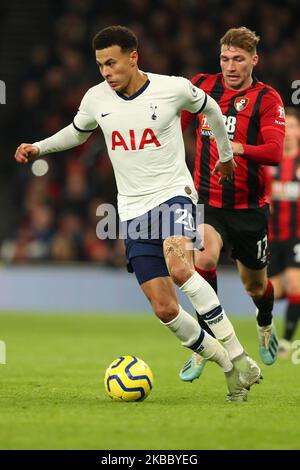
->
<box><xmin>83</xmin><ymin>227</ymin><xmax>110</xmax><ymax>264</ymax></box>
<box><xmin>1</xmin><ymin>204</ymin><xmax>55</xmax><ymax>263</ymax></box>
<box><xmin>51</xmin><ymin>233</ymin><xmax>79</xmax><ymax>261</ymax></box>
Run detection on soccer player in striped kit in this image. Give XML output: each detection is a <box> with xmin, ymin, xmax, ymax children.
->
<box><xmin>267</xmin><ymin>108</ymin><xmax>300</xmax><ymax>358</ymax></box>
<box><xmin>180</xmin><ymin>27</ymin><xmax>285</xmax><ymax>381</ymax></box>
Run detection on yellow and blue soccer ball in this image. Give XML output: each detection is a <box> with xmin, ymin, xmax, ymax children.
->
<box><xmin>104</xmin><ymin>356</ymin><xmax>153</xmax><ymax>402</ymax></box>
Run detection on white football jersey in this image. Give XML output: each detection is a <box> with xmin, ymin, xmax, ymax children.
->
<box><xmin>73</xmin><ymin>73</ymin><xmax>206</xmax><ymax>221</ymax></box>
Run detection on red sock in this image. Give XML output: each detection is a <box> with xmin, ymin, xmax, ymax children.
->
<box><xmin>287</xmin><ymin>294</ymin><xmax>300</xmax><ymax>304</ymax></box>
<box><xmin>195</xmin><ymin>266</ymin><xmax>218</xmax><ymax>293</ymax></box>
<box><xmin>263</xmin><ymin>279</ymin><xmax>273</xmax><ymax>299</ymax></box>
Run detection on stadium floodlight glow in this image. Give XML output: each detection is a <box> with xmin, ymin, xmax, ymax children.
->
<box><xmin>31</xmin><ymin>159</ymin><xmax>49</xmax><ymax>177</ymax></box>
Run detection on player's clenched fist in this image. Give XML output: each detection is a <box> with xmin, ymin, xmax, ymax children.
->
<box><xmin>14</xmin><ymin>143</ymin><xmax>40</xmax><ymax>163</ymax></box>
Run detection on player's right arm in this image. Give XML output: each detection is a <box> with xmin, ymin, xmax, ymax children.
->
<box><xmin>178</xmin><ymin>77</ymin><xmax>236</xmax><ymax>182</ymax></box>
<box><xmin>200</xmin><ymin>94</ymin><xmax>237</xmax><ymax>182</ymax></box>
<box><xmin>14</xmin><ymin>89</ymin><xmax>98</xmax><ymax>164</ymax></box>
<box><xmin>181</xmin><ymin>74</ymin><xmax>206</xmax><ymax>131</ymax></box>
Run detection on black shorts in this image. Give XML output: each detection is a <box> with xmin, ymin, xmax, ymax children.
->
<box><xmin>268</xmin><ymin>239</ymin><xmax>300</xmax><ymax>277</ymax></box>
<box><xmin>203</xmin><ymin>204</ymin><xmax>270</xmax><ymax>270</ymax></box>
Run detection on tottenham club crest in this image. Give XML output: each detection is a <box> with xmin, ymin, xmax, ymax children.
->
<box><xmin>150</xmin><ymin>103</ymin><xmax>157</xmax><ymax>120</ymax></box>
<box><xmin>234</xmin><ymin>97</ymin><xmax>249</xmax><ymax>112</ymax></box>
<box><xmin>189</xmin><ymin>82</ymin><xmax>198</xmax><ymax>97</ymax></box>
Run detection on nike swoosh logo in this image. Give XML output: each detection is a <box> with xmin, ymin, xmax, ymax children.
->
<box><xmin>205</xmin><ymin>312</ymin><xmax>215</xmax><ymax>319</ymax></box>
<box><xmin>101</xmin><ymin>113</ymin><xmax>111</xmax><ymax>117</ymax></box>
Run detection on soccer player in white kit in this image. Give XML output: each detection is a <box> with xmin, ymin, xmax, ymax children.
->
<box><xmin>15</xmin><ymin>25</ymin><xmax>261</xmax><ymax>401</ymax></box>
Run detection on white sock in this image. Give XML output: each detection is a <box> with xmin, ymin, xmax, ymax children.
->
<box><xmin>222</xmin><ymin>331</ymin><xmax>244</xmax><ymax>361</ymax></box>
<box><xmin>161</xmin><ymin>305</ymin><xmax>201</xmax><ymax>346</ymax></box>
<box><xmin>180</xmin><ymin>272</ymin><xmax>219</xmax><ymax>314</ymax></box>
<box><xmin>163</xmin><ymin>305</ymin><xmax>233</xmax><ymax>371</ymax></box>
<box><xmin>180</xmin><ymin>272</ymin><xmax>244</xmax><ymax>360</ymax></box>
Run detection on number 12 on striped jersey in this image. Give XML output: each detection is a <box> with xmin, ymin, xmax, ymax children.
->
<box><xmin>257</xmin><ymin>234</ymin><xmax>268</xmax><ymax>260</ymax></box>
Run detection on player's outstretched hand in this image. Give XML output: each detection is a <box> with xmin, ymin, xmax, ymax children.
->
<box><xmin>212</xmin><ymin>159</ymin><xmax>237</xmax><ymax>184</ymax></box>
<box><xmin>14</xmin><ymin>143</ymin><xmax>40</xmax><ymax>164</ymax></box>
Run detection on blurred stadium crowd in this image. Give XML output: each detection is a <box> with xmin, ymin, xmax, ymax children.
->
<box><xmin>1</xmin><ymin>0</ymin><xmax>299</xmax><ymax>265</ymax></box>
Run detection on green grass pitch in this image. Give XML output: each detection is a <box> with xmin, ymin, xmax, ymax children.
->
<box><xmin>0</xmin><ymin>312</ymin><xmax>299</xmax><ymax>450</ymax></box>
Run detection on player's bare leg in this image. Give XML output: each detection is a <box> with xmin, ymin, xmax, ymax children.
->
<box><xmin>178</xmin><ymin>225</ymin><xmax>225</xmax><ymax>382</ymax></box>
<box><xmin>196</xmin><ymin>224</ymin><xmax>223</xmax><ymax>272</ymax></box>
<box><xmin>178</xmin><ymin>225</ymin><xmax>222</xmax><ymax>381</ymax></box>
<box><xmin>140</xmin><ymin>274</ymin><xmax>247</xmax><ymax>401</ymax></box>
<box><xmin>194</xmin><ymin>224</ymin><xmax>222</xmax><ymax>295</ymax></box>
<box><xmin>237</xmin><ymin>261</ymin><xmax>278</xmax><ymax>365</ymax></box>
<box><xmin>271</xmin><ymin>274</ymin><xmax>285</xmax><ymax>300</ymax></box>
<box><xmin>141</xmin><ymin>275</ymin><xmax>233</xmax><ymax>368</ymax></box>
<box><xmin>177</xmin><ymin>227</ymin><xmax>261</xmax><ymax>386</ymax></box>
<box><xmin>163</xmin><ymin>235</ymin><xmax>261</xmax><ymax>397</ymax></box>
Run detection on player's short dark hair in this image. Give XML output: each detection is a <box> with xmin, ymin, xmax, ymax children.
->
<box><xmin>285</xmin><ymin>107</ymin><xmax>300</xmax><ymax>121</ymax></box>
<box><xmin>92</xmin><ymin>26</ymin><xmax>138</xmax><ymax>53</ymax></box>
<box><xmin>220</xmin><ymin>27</ymin><xmax>260</xmax><ymax>54</ymax></box>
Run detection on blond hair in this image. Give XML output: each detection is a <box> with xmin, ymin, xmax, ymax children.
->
<box><xmin>220</xmin><ymin>27</ymin><xmax>260</xmax><ymax>54</ymax></box>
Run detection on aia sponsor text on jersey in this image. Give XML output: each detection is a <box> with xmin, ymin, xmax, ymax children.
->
<box><xmin>111</xmin><ymin>128</ymin><xmax>161</xmax><ymax>151</ymax></box>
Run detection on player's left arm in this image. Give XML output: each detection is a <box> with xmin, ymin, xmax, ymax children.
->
<box><xmin>231</xmin><ymin>90</ymin><xmax>285</xmax><ymax>166</ymax></box>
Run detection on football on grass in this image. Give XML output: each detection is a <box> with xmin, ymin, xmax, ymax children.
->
<box><xmin>104</xmin><ymin>355</ymin><xmax>153</xmax><ymax>401</ymax></box>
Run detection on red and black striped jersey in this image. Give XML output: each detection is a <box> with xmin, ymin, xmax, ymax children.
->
<box><xmin>266</xmin><ymin>154</ymin><xmax>300</xmax><ymax>241</ymax></box>
<box><xmin>182</xmin><ymin>73</ymin><xmax>285</xmax><ymax>209</ymax></box>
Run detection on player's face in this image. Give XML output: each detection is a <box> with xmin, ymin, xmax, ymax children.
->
<box><xmin>284</xmin><ymin>115</ymin><xmax>300</xmax><ymax>147</ymax></box>
<box><xmin>220</xmin><ymin>45</ymin><xmax>258</xmax><ymax>90</ymax></box>
<box><xmin>96</xmin><ymin>45</ymin><xmax>137</xmax><ymax>93</ymax></box>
